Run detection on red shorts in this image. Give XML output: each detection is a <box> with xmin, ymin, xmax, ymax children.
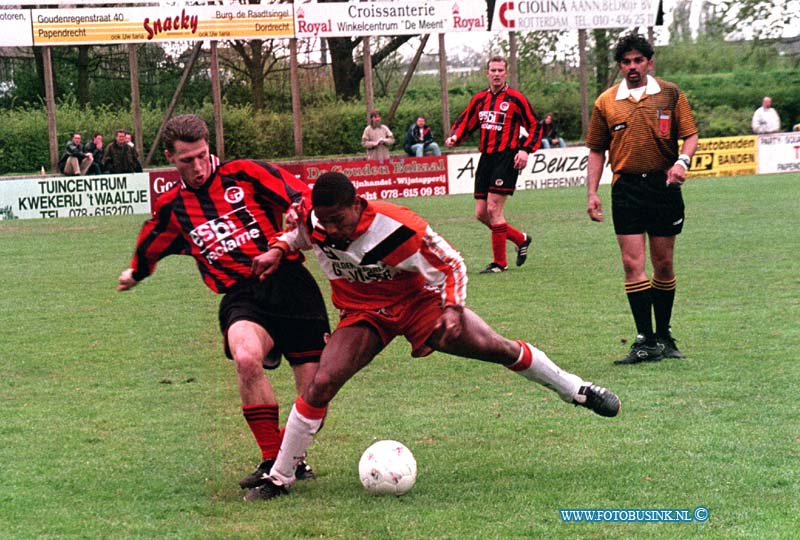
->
<box><xmin>337</xmin><ymin>288</ymin><xmax>443</xmax><ymax>357</ymax></box>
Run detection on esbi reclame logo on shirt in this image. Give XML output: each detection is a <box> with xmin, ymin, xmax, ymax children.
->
<box><xmin>190</xmin><ymin>208</ymin><xmax>259</xmax><ymax>263</ymax></box>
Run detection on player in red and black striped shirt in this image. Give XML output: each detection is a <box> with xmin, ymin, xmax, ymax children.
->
<box><xmin>117</xmin><ymin>115</ymin><xmax>330</xmax><ymax>493</ymax></box>
<box><xmin>446</xmin><ymin>56</ymin><xmax>542</xmax><ymax>274</ymax></box>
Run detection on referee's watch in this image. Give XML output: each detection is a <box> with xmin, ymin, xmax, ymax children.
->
<box><xmin>675</xmin><ymin>154</ymin><xmax>691</xmax><ymax>169</ymax></box>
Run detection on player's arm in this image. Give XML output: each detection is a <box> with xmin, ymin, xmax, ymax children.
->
<box><xmin>586</xmin><ymin>150</ymin><xmax>606</xmax><ymax>222</ymax></box>
<box><xmin>117</xmin><ymin>200</ymin><xmax>185</xmax><ymax>291</ymax></box>
<box><xmin>446</xmin><ymin>94</ymin><xmax>481</xmax><ymax>146</ymax></box>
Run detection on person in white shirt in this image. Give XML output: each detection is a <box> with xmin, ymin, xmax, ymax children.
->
<box><xmin>751</xmin><ymin>96</ymin><xmax>781</xmax><ymax>134</ymax></box>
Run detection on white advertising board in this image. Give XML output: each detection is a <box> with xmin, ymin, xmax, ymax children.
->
<box><xmin>0</xmin><ymin>173</ymin><xmax>151</xmax><ymax>220</ymax></box>
<box><xmin>446</xmin><ymin>146</ymin><xmax>612</xmax><ymax>195</ymax></box>
<box><xmin>756</xmin><ymin>132</ymin><xmax>800</xmax><ymax>174</ymax></box>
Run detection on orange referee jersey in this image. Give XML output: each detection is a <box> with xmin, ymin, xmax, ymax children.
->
<box><xmin>586</xmin><ymin>76</ymin><xmax>697</xmax><ymax>182</ymax></box>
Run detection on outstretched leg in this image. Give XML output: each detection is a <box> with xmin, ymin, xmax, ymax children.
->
<box><xmin>431</xmin><ymin>308</ymin><xmax>620</xmax><ymax>416</ymax></box>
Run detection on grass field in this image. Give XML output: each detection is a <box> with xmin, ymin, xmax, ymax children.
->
<box><xmin>1</xmin><ymin>172</ymin><xmax>798</xmax><ymax>540</ymax></box>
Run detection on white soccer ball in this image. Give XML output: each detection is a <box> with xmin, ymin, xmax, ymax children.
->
<box><xmin>358</xmin><ymin>440</ymin><xmax>417</xmax><ymax>496</ymax></box>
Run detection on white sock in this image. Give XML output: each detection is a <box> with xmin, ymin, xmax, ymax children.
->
<box><xmin>508</xmin><ymin>341</ymin><xmax>584</xmax><ymax>403</ymax></box>
<box><xmin>269</xmin><ymin>400</ymin><xmax>325</xmax><ymax>487</ymax></box>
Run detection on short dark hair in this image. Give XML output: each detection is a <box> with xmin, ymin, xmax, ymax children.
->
<box><xmin>312</xmin><ymin>172</ymin><xmax>356</xmax><ymax>208</ymax></box>
<box><xmin>369</xmin><ymin>111</ymin><xmax>381</xmax><ymax>120</ymax></box>
<box><xmin>613</xmin><ymin>33</ymin><xmax>654</xmax><ymax>62</ymax></box>
<box><xmin>163</xmin><ymin>114</ymin><xmax>209</xmax><ymax>153</ymax></box>
<box><xmin>487</xmin><ymin>55</ymin><xmax>507</xmax><ymax>69</ymax></box>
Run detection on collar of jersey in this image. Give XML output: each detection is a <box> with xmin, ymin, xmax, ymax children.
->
<box><xmin>615</xmin><ymin>75</ymin><xmax>661</xmax><ymax>101</ymax></box>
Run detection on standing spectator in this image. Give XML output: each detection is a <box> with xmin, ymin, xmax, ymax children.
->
<box><xmin>585</xmin><ymin>33</ymin><xmax>699</xmax><ymax>365</ymax></box>
<box><xmin>403</xmin><ymin>116</ymin><xmax>442</xmax><ymax>157</ymax></box>
<box><xmin>540</xmin><ymin>113</ymin><xmax>567</xmax><ymax>149</ymax></box>
<box><xmin>117</xmin><ymin>114</ymin><xmax>330</xmax><ymax>496</ymax></box>
<box><xmin>361</xmin><ymin>111</ymin><xmax>394</xmax><ymax>161</ymax></box>
<box><xmin>751</xmin><ymin>96</ymin><xmax>781</xmax><ymax>134</ymax></box>
<box><xmin>245</xmin><ymin>171</ymin><xmax>621</xmax><ymax>501</ymax></box>
<box><xmin>85</xmin><ymin>132</ymin><xmax>104</xmax><ymax>175</ymax></box>
<box><xmin>102</xmin><ymin>129</ymin><xmax>140</xmax><ymax>174</ymax></box>
<box><xmin>125</xmin><ymin>130</ymin><xmax>144</xmax><ymax>172</ymax></box>
<box><xmin>58</xmin><ymin>132</ymin><xmax>94</xmax><ymax>176</ymax></box>
<box><xmin>445</xmin><ymin>55</ymin><xmax>540</xmax><ymax>274</ymax></box>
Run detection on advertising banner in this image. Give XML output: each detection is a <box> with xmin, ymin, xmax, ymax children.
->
<box><xmin>490</xmin><ymin>0</ymin><xmax>659</xmax><ymax>31</ymax></box>
<box><xmin>299</xmin><ymin>156</ymin><xmax>449</xmax><ymax>200</ymax></box>
<box><xmin>687</xmin><ymin>135</ymin><xmax>757</xmax><ymax>178</ymax></box>
<box><xmin>756</xmin><ymin>132</ymin><xmax>800</xmax><ymax>174</ymax></box>
<box><xmin>0</xmin><ymin>174</ymin><xmax>150</xmax><ymax>220</ymax></box>
<box><xmin>447</xmin><ymin>147</ymin><xmax>613</xmax><ymax>195</ymax></box>
<box><xmin>0</xmin><ymin>9</ymin><xmax>33</xmax><ymax>46</ymax></box>
<box><xmin>294</xmin><ymin>0</ymin><xmax>488</xmax><ymax>39</ymax></box>
<box><xmin>31</xmin><ymin>4</ymin><xmax>293</xmax><ymax>46</ymax></box>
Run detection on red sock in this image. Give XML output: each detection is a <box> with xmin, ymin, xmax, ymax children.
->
<box><xmin>505</xmin><ymin>224</ymin><xmax>525</xmax><ymax>246</ymax></box>
<box><xmin>243</xmin><ymin>404</ymin><xmax>280</xmax><ymax>461</ymax></box>
<box><xmin>491</xmin><ymin>223</ymin><xmax>508</xmax><ymax>267</ymax></box>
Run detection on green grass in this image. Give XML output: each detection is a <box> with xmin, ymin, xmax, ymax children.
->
<box><xmin>1</xmin><ymin>173</ymin><xmax>798</xmax><ymax>539</ymax></box>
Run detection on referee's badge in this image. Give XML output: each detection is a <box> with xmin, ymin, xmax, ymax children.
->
<box><xmin>658</xmin><ymin>110</ymin><xmax>671</xmax><ymax>135</ymax></box>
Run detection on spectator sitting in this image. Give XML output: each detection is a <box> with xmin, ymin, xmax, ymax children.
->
<box><xmin>361</xmin><ymin>111</ymin><xmax>395</xmax><ymax>161</ymax></box>
<box><xmin>751</xmin><ymin>96</ymin><xmax>781</xmax><ymax>134</ymax></box>
<box><xmin>540</xmin><ymin>113</ymin><xmax>566</xmax><ymax>149</ymax></box>
<box><xmin>102</xmin><ymin>129</ymin><xmax>140</xmax><ymax>174</ymax></box>
<box><xmin>85</xmin><ymin>132</ymin><xmax>104</xmax><ymax>175</ymax></box>
<box><xmin>58</xmin><ymin>132</ymin><xmax>94</xmax><ymax>176</ymax></box>
<box><xmin>403</xmin><ymin>116</ymin><xmax>442</xmax><ymax>157</ymax></box>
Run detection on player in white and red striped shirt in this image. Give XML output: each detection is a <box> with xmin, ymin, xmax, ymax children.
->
<box><xmin>244</xmin><ymin>172</ymin><xmax>622</xmax><ymax>501</ymax></box>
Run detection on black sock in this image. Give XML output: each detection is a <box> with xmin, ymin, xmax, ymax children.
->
<box><xmin>625</xmin><ymin>279</ymin><xmax>655</xmax><ymax>342</ymax></box>
<box><xmin>651</xmin><ymin>276</ymin><xmax>677</xmax><ymax>337</ymax></box>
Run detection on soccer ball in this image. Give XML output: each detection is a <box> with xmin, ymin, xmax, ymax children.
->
<box><xmin>358</xmin><ymin>440</ymin><xmax>417</xmax><ymax>496</ymax></box>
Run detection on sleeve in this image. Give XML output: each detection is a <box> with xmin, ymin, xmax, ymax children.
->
<box><xmin>383</xmin><ymin>126</ymin><xmax>395</xmax><ymax>146</ymax></box>
<box><xmin>361</xmin><ymin>127</ymin><xmax>371</xmax><ymax>149</ymax></box>
<box><xmin>675</xmin><ymin>91</ymin><xmax>698</xmax><ymax>140</ymax></box>
<box><xmin>379</xmin><ymin>207</ymin><xmax>468</xmax><ymax>308</ymax></box>
<box><xmin>516</xmin><ymin>93</ymin><xmax>542</xmax><ymax>153</ymax></box>
<box><xmin>586</xmin><ymin>100</ymin><xmax>611</xmax><ymax>151</ymax></box>
<box><xmin>129</xmin><ymin>198</ymin><xmax>189</xmax><ymax>282</ymax></box>
<box><xmin>449</xmin><ymin>93</ymin><xmax>483</xmax><ymax>144</ymax></box>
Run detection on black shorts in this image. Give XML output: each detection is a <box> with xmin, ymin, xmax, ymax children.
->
<box><xmin>474</xmin><ymin>150</ymin><xmax>519</xmax><ymax>199</ymax></box>
<box><xmin>218</xmin><ymin>261</ymin><xmax>330</xmax><ymax>369</ymax></box>
<box><xmin>611</xmin><ymin>171</ymin><xmax>685</xmax><ymax>237</ymax></box>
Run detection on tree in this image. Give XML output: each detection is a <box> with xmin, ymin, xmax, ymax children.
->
<box><xmin>225</xmin><ymin>39</ymin><xmax>282</xmax><ymax>112</ymax></box>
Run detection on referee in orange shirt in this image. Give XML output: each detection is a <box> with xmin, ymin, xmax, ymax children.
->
<box><xmin>585</xmin><ymin>34</ymin><xmax>699</xmax><ymax>365</ymax></box>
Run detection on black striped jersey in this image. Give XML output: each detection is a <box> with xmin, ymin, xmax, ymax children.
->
<box><xmin>449</xmin><ymin>83</ymin><xmax>542</xmax><ymax>154</ymax></box>
<box><xmin>129</xmin><ymin>156</ymin><xmax>308</xmax><ymax>293</ymax></box>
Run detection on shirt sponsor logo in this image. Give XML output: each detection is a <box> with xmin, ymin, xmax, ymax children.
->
<box><xmin>479</xmin><ymin>110</ymin><xmax>506</xmax><ymax>132</ymax></box>
<box><xmin>190</xmin><ymin>208</ymin><xmax>259</xmax><ymax>262</ymax></box>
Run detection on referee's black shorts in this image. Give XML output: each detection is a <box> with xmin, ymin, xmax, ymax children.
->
<box><xmin>475</xmin><ymin>149</ymin><xmax>519</xmax><ymax>199</ymax></box>
<box><xmin>218</xmin><ymin>260</ymin><xmax>330</xmax><ymax>369</ymax></box>
<box><xmin>611</xmin><ymin>171</ymin><xmax>685</xmax><ymax>237</ymax></box>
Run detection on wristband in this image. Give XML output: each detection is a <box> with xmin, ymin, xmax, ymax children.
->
<box><xmin>677</xmin><ymin>154</ymin><xmax>691</xmax><ymax>168</ymax></box>
<box><xmin>674</xmin><ymin>159</ymin><xmax>688</xmax><ymax>170</ymax></box>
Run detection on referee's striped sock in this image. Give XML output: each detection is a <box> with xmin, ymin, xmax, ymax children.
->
<box><xmin>651</xmin><ymin>276</ymin><xmax>677</xmax><ymax>337</ymax></box>
<box><xmin>625</xmin><ymin>279</ymin><xmax>655</xmax><ymax>342</ymax></box>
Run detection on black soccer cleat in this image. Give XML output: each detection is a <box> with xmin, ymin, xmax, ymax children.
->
<box><xmin>658</xmin><ymin>331</ymin><xmax>685</xmax><ymax>359</ymax></box>
<box><xmin>614</xmin><ymin>335</ymin><xmax>664</xmax><ymax>365</ymax></box>
<box><xmin>479</xmin><ymin>262</ymin><xmax>508</xmax><ymax>274</ymax></box>
<box><xmin>573</xmin><ymin>383</ymin><xmax>621</xmax><ymax>417</ymax></box>
<box><xmin>243</xmin><ymin>479</ymin><xmax>288</xmax><ymax>502</ymax></box>
<box><xmin>239</xmin><ymin>459</ymin><xmax>315</xmax><ymax>489</ymax></box>
<box><xmin>516</xmin><ymin>234</ymin><xmax>532</xmax><ymax>267</ymax></box>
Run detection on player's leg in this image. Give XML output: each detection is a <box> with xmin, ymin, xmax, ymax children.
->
<box><xmin>613</xmin><ymin>232</ymin><xmax>662</xmax><ymax>364</ymax></box>
<box><xmin>227</xmin><ymin>321</ymin><xmax>282</xmax><ymax>450</ymax></box>
<box><xmin>248</xmin><ymin>324</ymin><xmax>385</xmax><ymax>500</ymax></box>
<box><xmin>430</xmin><ymin>308</ymin><xmax>620</xmax><ymax>417</ymax></box>
<box><xmin>649</xmin><ymin>234</ymin><xmax>683</xmax><ymax>357</ymax></box>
